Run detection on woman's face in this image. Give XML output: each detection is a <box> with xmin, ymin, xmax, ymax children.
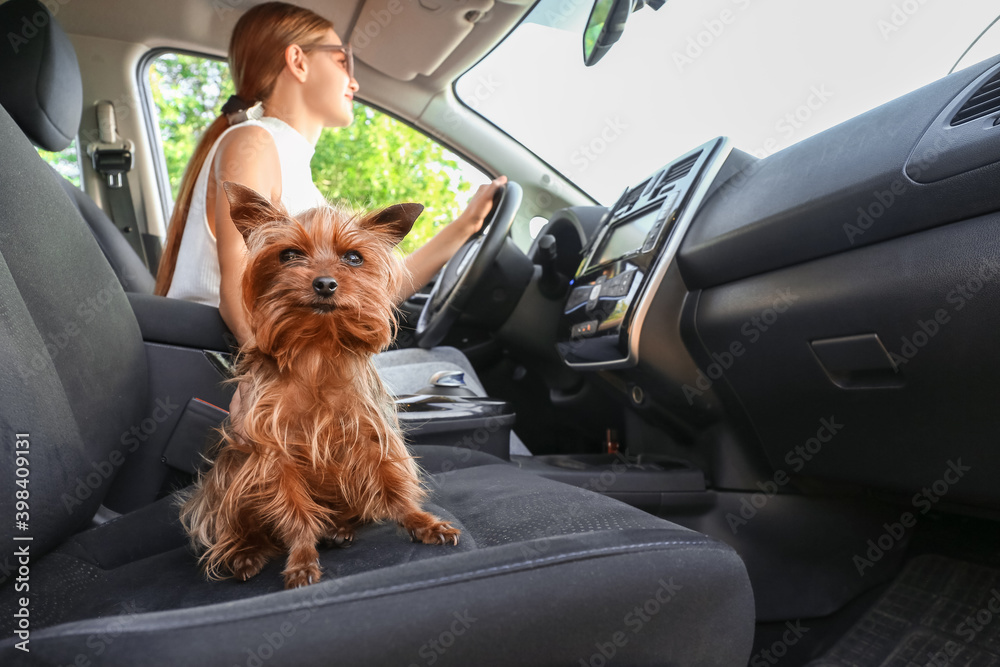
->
<box><xmin>304</xmin><ymin>28</ymin><xmax>359</xmax><ymax>128</ymax></box>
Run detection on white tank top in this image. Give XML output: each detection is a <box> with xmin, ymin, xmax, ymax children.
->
<box><xmin>166</xmin><ymin>115</ymin><xmax>328</xmax><ymax>307</ymax></box>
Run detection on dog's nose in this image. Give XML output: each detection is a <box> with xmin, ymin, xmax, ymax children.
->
<box><xmin>312</xmin><ymin>277</ymin><xmax>338</xmax><ymax>297</ymax></box>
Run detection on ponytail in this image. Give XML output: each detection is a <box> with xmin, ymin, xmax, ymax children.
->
<box><xmin>154</xmin><ymin>114</ymin><xmax>230</xmax><ymax>295</ymax></box>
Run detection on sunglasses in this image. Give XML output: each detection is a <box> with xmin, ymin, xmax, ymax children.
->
<box><xmin>303</xmin><ymin>43</ymin><xmax>354</xmax><ymax>80</ymax></box>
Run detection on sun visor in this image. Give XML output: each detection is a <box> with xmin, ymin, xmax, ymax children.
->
<box><xmin>350</xmin><ymin>0</ymin><xmax>494</xmax><ymax>81</ymax></box>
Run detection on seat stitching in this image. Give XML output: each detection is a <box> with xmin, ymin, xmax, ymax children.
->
<box><xmin>36</xmin><ymin>538</ymin><xmax>728</xmax><ymax>637</ymax></box>
<box><xmin>320</xmin><ymin>539</ymin><xmax>717</xmax><ymax>603</ymax></box>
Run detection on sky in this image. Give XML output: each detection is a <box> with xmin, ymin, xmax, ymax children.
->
<box><xmin>458</xmin><ymin>0</ymin><xmax>1000</xmax><ymax>204</ymax></box>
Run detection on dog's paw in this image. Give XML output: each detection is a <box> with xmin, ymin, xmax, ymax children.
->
<box><xmin>409</xmin><ymin>521</ymin><xmax>460</xmax><ymax>546</ymax></box>
<box><xmin>231</xmin><ymin>552</ymin><xmax>269</xmax><ymax>581</ymax></box>
<box><xmin>283</xmin><ymin>558</ymin><xmax>322</xmax><ymax>589</ymax></box>
<box><xmin>319</xmin><ymin>527</ymin><xmax>355</xmax><ymax>549</ymax></box>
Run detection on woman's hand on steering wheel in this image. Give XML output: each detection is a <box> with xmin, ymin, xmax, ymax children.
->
<box><xmin>415</xmin><ymin>179</ymin><xmax>523</xmax><ymax>348</ymax></box>
<box><xmin>455</xmin><ymin>175</ymin><xmax>508</xmax><ymax>239</ymax></box>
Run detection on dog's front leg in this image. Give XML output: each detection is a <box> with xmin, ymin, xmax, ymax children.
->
<box><xmin>372</xmin><ymin>459</ymin><xmax>461</xmax><ymax>546</ymax></box>
<box><xmin>266</xmin><ymin>464</ymin><xmax>331</xmax><ymax>588</ymax></box>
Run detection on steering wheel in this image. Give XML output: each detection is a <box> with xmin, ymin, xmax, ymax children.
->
<box><xmin>415</xmin><ymin>181</ymin><xmax>523</xmax><ymax>349</ymax></box>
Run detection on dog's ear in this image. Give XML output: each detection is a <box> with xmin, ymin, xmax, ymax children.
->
<box><xmin>359</xmin><ymin>203</ymin><xmax>423</xmax><ymax>246</ymax></box>
<box><xmin>222</xmin><ymin>181</ymin><xmax>288</xmax><ymax>242</ymax></box>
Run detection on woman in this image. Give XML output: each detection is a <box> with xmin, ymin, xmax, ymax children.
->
<box><xmin>155</xmin><ymin>1</ymin><xmax>506</xmax><ymax>357</ymax></box>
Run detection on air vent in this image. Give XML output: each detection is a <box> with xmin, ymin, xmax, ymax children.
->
<box><xmin>650</xmin><ymin>151</ymin><xmax>701</xmax><ymax>198</ymax></box>
<box><xmin>619</xmin><ymin>179</ymin><xmax>649</xmax><ymax>213</ymax></box>
<box><xmin>951</xmin><ymin>70</ymin><xmax>1000</xmax><ymax>126</ymax></box>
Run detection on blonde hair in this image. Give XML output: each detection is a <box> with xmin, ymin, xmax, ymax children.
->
<box><xmin>155</xmin><ymin>1</ymin><xmax>333</xmax><ymax>295</ymax></box>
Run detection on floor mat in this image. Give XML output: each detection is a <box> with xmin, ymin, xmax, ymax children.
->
<box><xmin>808</xmin><ymin>554</ymin><xmax>1000</xmax><ymax>666</ymax></box>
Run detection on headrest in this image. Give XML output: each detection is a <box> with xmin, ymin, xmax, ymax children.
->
<box><xmin>0</xmin><ymin>0</ymin><xmax>82</xmax><ymax>151</ymax></box>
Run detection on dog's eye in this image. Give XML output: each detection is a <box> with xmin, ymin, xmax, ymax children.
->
<box><xmin>279</xmin><ymin>249</ymin><xmax>304</xmax><ymax>263</ymax></box>
<box><xmin>342</xmin><ymin>251</ymin><xmax>364</xmax><ymax>267</ymax></box>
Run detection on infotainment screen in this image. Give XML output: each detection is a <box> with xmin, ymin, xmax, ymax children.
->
<box><xmin>588</xmin><ymin>208</ymin><xmax>658</xmax><ymax>270</ymax></box>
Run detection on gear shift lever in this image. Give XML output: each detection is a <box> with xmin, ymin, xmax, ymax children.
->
<box><xmin>417</xmin><ymin>370</ymin><xmax>478</xmax><ymax>397</ymax></box>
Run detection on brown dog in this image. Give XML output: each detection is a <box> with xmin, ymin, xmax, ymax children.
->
<box><xmin>179</xmin><ymin>182</ymin><xmax>459</xmax><ymax>589</ymax></box>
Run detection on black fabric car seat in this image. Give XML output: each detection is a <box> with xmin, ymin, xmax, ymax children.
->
<box><xmin>0</xmin><ymin>2</ymin><xmax>755</xmax><ymax>664</ymax></box>
<box><xmin>0</xmin><ymin>0</ymin><xmax>154</xmax><ymax>294</ymax></box>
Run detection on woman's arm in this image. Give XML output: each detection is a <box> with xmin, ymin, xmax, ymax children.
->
<box><xmin>210</xmin><ymin>126</ymin><xmax>283</xmax><ymax>430</ymax></box>
<box><xmin>212</xmin><ymin>125</ymin><xmax>283</xmax><ymax>346</ymax></box>
<box><xmin>397</xmin><ymin>175</ymin><xmax>508</xmax><ymax>302</ymax></box>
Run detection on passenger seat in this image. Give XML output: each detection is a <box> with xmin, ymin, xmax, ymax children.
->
<box><xmin>0</xmin><ymin>0</ymin><xmax>154</xmax><ymax>293</ymax></box>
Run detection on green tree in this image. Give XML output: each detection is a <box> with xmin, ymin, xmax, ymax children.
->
<box><xmin>37</xmin><ymin>140</ymin><xmax>81</xmax><ymax>187</ymax></box>
<box><xmin>314</xmin><ymin>104</ymin><xmax>470</xmax><ymax>253</ymax></box>
<box><xmin>149</xmin><ymin>54</ymin><xmax>474</xmax><ymax>254</ymax></box>
<box><xmin>150</xmin><ymin>54</ymin><xmax>235</xmax><ymax>200</ymax></box>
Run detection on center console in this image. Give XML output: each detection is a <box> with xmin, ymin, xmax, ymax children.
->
<box><xmin>557</xmin><ymin>137</ymin><xmax>731</xmax><ymax>369</ymax></box>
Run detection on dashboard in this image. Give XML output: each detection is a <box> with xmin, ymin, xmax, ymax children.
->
<box><xmin>541</xmin><ymin>53</ymin><xmax>1000</xmax><ymax>510</ymax></box>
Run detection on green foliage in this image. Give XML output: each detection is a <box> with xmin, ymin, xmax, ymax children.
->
<box><xmin>150</xmin><ymin>53</ymin><xmax>235</xmax><ymax>200</ymax></box>
<box><xmin>37</xmin><ymin>140</ymin><xmax>81</xmax><ymax>187</ymax></box>
<box><xmin>149</xmin><ymin>53</ymin><xmax>476</xmax><ymax>255</ymax></box>
<box><xmin>314</xmin><ymin>104</ymin><xmax>471</xmax><ymax>253</ymax></box>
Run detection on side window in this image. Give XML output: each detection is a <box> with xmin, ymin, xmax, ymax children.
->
<box><xmin>37</xmin><ymin>140</ymin><xmax>81</xmax><ymax>187</ymax></box>
<box><xmin>146</xmin><ymin>52</ymin><xmax>489</xmax><ymax>254</ymax></box>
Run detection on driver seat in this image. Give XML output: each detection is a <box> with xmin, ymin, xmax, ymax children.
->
<box><xmin>0</xmin><ymin>0</ymin><xmax>488</xmax><ymax>410</ymax></box>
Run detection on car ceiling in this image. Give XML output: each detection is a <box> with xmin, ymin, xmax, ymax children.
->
<box><xmin>51</xmin><ymin>0</ymin><xmax>533</xmax><ymax>109</ymax></box>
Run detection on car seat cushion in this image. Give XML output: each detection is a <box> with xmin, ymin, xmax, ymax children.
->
<box><xmin>0</xmin><ymin>464</ymin><xmax>754</xmax><ymax>665</ymax></box>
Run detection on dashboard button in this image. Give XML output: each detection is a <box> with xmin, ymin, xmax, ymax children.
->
<box><xmin>571</xmin><ymin>320</ymin><xmax>599</xmax><ymax>338</ymax></box>
<box><xmin>605</xmin><ymin>270</ymin><xmax>635</xmax><ymax>297</ymax></box>
<box><xmin>641</xmin><ymin>227</ymin><xmax>662</xmax><ymax>253</ymax></box>
<box><xmin>565</xmin><ymin>285</ymin><xmax>591</xmax><ymax>311</ymax></box>
<box><xmin>616</xmin><ymin>270</ymin><xmax>635</xmax><ymax>295</ymax></box>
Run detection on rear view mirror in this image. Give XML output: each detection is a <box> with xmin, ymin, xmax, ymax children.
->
<box><xmin>583</xmin><ymin>0</ymin><xmax>626</xmax><ymax>66</ymax></box>
<box><xmin>583</xmin><ymin>0</ymin><xmax>665</xmax><ymax>66</ymax></box>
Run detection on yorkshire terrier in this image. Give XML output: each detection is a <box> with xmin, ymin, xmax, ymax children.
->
<box><xmin>180</xmin><ymin>182</ymin><xmax>459</xmax><ymax>589</ymax></box>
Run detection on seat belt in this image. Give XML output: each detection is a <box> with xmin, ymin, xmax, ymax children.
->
<box><xmin>86</xmin><ymin>100</ymin><xmax>156</xmax><ymax>272</ymax></box>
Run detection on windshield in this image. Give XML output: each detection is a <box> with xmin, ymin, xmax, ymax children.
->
<box><xmin>457</xmin><ymin>0</ymin><xmax>1000</xmax><ymax>204</ymax></box>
